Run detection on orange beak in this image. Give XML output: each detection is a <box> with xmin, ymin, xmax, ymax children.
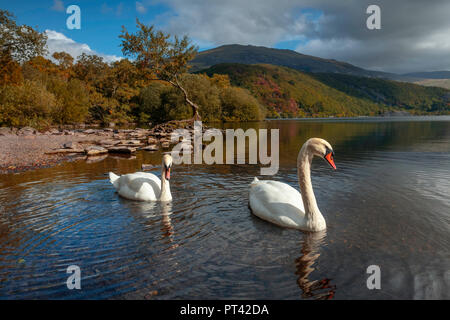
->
<box><xmin>324</xmin><ymin>151</ymin><xmax>337</xmax><ymax>170</ymax></box>
<box><xmin>165</xmin><ymin>167</ymin><xmax>171</xmax><ymax>180</ymax></box>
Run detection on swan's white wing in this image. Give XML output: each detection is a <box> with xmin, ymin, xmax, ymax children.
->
<box><xmin>249</xmin><ymin>179</ymin><xmax>307</xmax><ymax>229</ymax></box>
<box><xmin>116</xmin><ymin>172</ymin><xmax>161</xmax><ymax>201</ymax></box>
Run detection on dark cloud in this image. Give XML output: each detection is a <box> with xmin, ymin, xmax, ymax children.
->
<box><xmin>152</xmin><ymin>0</ymin><xmax>450</xmax><ymax>73</ymax></box>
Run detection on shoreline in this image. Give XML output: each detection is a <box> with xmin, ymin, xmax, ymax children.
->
<box><xmin>0</xmin><ymin>131</ymin><xmax>105</xmax><ymax>175</ymax></box>
<box><xmin>2</xmin><ymin>115</ymin><xmax>450</xmax><ymax>175</ymax></box>
<box><xmin>0</xmin><ymin>123</ymin><xmax>189</xmax><ymax>175</ymax></box>
<box><xmin>266</xmin><ymin>114</ymin><xmax>450</xmax><ymax>121</ymax></box>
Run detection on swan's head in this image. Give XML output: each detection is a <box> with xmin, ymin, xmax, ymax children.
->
<box><xmin>162</xmin><ymin>154</ymin><xmax>173</xmax><ymax>180</ymax></box>
<box><xmin>306</xmin><ymin>138</ymin><xmax>336</xmax><ymax>170</ymax></box>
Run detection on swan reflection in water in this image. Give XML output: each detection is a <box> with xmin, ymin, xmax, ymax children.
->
<box><xmin>121</xmin><ymin>199</ymin><xmax>179</xmax><ymax>250</ymax></box>
<box><xmin>160</xmin><ymin>202</ymin><xmax>179</xmax><ymax>250</ymax></box>
<box><xmin>295</xmin><ymin>230</ymin><xmax>336</xmax><ymax>299</ymax></box>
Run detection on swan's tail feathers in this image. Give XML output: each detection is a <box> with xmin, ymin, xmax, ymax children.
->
<box><xmin>109</xmin><ymin>172</ymin><xmax>120</xmax><ymax>189</ymax></box>
<box><xmin>250</xmin><ymin>177</ymin><xmax>259</xmax><ymax>186</ymax></box>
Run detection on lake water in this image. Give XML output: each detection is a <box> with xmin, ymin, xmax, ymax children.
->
<box><xmin>0</xmin><ymin>116</ymin><xmax>449</xmax><ymax>299</ymax></box>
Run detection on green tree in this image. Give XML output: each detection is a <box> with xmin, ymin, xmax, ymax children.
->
<box><xmin>0</xmin><ymin>80</ymin><xmax>56</xmax><ymax>128</ymax></box>
<box><xmin>47</xmin><ymin>78</ymin><xmax>89</xmax><ymax>124</ymax></box>
<box><xmin>73</xmin><ymin>53</ymin><xmax>108</xmax><ymax>86</ymax></box>
<box><xmin>119</xmin><ymin>19</ymin><xmax>199</xmax><ymax>119</ymax></box>
<box><xmin>138</xmin><ymin>81</ymin><xmax>170</xmax><ymax>124</ymax></box>
<box><xmin>178</xmin><ymin>74</ymin><xmax>221</xmax><ymax>121</ymax></box>
<box><xmin>0</xmin><ymin>10</ymin><xmax>47</xmax><ymax>63</ymax></box>
<box><xmin>220</xmin><ymin>87</ymin><xmax>265</xmax><ymax>121</ymax></box>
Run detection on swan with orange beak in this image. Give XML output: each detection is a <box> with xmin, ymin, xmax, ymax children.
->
<box><xmin>249</xmin><ymin>138</ymin><xmax>336</xmax><ymax>232</ymax></box>
<box><xmin>109</xmin><ymin>154</ymin><xmax>173</xmax><ymax>202</ymax></box>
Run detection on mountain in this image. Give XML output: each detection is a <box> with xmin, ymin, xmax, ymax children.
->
<box><xmin>190</xmin><ymin>44</ymin><xmax>397</xmax><ymax>79</ymax></box>
<box><xmin>197</xmin><ymin>63</ymin><xmax>450</xmax><ymax>117</ymax></box>
<box><xmin>402</xmin><ymin>71</ymin><xmax>450</xmax><ymax>79</ymax></box>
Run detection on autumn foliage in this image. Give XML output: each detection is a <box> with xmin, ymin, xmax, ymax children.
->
<box><xmin>0</xmin><ymin>11</ymin><xmax>264</xmax><ymax>128</ymax></box>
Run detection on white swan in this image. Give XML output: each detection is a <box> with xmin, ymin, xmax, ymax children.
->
<box><xmin>109</xmin><ymin>154</ymin><xmax>173</xmax><ymax>201</ymax></box>
<box><xmin>249</xmin><ymin>138</ymin><xmax>336</xmax><ymax>232</ymax></box>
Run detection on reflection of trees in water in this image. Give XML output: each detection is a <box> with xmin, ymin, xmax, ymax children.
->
<box><xmin>270</xmin><ymin>120</ymin><xmax>450</xmax><ymax>166</ymax></box>
<box><xmin>295</xmin><ymin>230</ymin><xmax>336</xmax><ymax>300</ymax></box>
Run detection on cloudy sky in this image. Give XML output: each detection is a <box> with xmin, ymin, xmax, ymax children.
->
<box><xmin>2</xmin><ymin>0</ymin><xmax>450</xmax><ymax>73</ymax></box>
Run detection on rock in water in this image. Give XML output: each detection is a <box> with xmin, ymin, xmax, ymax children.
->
<box><xmin>85</xmin><ymin>145</ymin><xmax>108</xmax><ymax>156</ymax></box>
<box><xmin>142</xmin><ymin>145</ymin><xmax>159</xmax><ymax>151</ymax></box>
<box><xmin>107</xmin><ymin>146</ymin><xmax>136</xmax><ymax>154</ymax></box>
<box><xmin>141</xmin><ymin>164</ymin><xmax>153</xmax><ymax>170</ymax></box>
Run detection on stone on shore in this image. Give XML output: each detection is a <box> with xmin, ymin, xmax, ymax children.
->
<box><xmin>1</xmin><ymin>120</ymin><xmax>193</xmax><ymax>174</ymax></box>
<box><xmin>0</xmin><ymin>127</ymin><xmax>13</xmax><ymax>136</ymax></box>
<box><xmin>49</xmin><ymin>129</ymin><xmax>62</xmax><ymax>135</ymax></box>
<box><xmin>161</xmin><ymin>141</ymin><xmax>170</xmax><ymax>148</ymax></box>
<box><xmin>98</xmin><ymin>139</ymin><xmax>120</xmax><ymax>146</ymax></box>
<box><xmin>107</xmin><ymin>146</ymin><xmax>136</xmax><ymax>154</ymax></box>
<box><xmin>148</xmin><ymin>137</ymin><xmax>158</xmax><ymax>144</ymax></box>
<box><xmin>85</xmin><ymin>145</ymin><xmax>108</xmax><ymax>156</ymax></box>
<box><xmin>46</xmin><ymin>148</ymin><xmax>85</xmax><ymax>154</ymax></box>
<box><xmin>17</xmin><ymin>127</ymin><xmax>37</xmax><ymax>136</ymax></box>
<box><xmin>119</xmin><ymin>140</ymin><xmax>142</xmax><ymax>145</ymax></box>
<box><xmin>62</xmin><ymin>141</ymin><xmax>80</xmax><ymax>149</ymax></box>
<box><xmin>46</xmin><ymin>141</ymin><xmax>85</xmax><ymax>154</ymax></box>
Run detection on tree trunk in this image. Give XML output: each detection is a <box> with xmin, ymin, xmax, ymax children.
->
<box><xmin>170</xmin><ymin>76</ymin><xmax>201</xmax><ymax>121</ymax></box>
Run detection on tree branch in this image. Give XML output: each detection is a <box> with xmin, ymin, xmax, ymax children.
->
<box><xmin>168</xmin><ymin>75</ymin><xmax>201</xmax><ymax>120</ymax></box>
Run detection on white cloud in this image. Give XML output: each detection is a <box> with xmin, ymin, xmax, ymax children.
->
<box><xmin>136</xmin><ymin>2</ymin><xmax>147</xmax><ymax>14</ymax></box>
<box><xmin>45</xmin><ymin>30</ymin><xmax>121</xmax><ymax>63</ymax></box>
<box><xmin>51</xmin><ymin>0</ymin><xmax>64</xmax><ymax>12</ymax></box>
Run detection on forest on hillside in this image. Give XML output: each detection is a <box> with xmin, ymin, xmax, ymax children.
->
<box><xmin>0</xmin><ymin>10</ymin><xmax>264</xmax><ymax>129</ymax></box>
<box><xmin>199</xmin><ymin>64</ymin><xmax>450</xmax><ymax>118</ymax></box>
<box><xmin>1</xmin><ymin>10</ymin><xmax>449</xmax><ymax>129</ymax></box>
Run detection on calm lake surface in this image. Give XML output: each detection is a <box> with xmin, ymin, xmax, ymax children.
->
<box><xmin>0</xmin><ymin>116</ymin><xmax>449</xmax><ymax>299</ymax></box>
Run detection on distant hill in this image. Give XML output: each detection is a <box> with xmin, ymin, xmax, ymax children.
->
<box><xmin>414</xmin><ymin>79</ymin><xmax>450</xmax><ymax>89</ymax></box>
<box><xmin>190</xmin><ymin>44</ymin><xmax>398</xmax><ymax>79</ymax></box>
<box><xmin>197</xmin><ymin>63</ymin><xmax>450</xmax><ymax>117</ymax></box>
<box><xmin>403</xmin><ymin>71</ymin><xmax>450</xmax><ymax>79</ymax></box>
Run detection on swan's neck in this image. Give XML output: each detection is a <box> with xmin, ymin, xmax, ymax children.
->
<box><xmin>159</xmin><ymin>170</ymin><xmax>172</xmax><ymax>202</ymax></box>
<box><xmin>297</xmin><ymin>146</ymin><xmax>324</xmax><ymax>226</ymax></box>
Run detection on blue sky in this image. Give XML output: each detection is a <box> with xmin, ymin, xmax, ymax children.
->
<box><xmin>1</xmin><ymin>1</ymin><xmax>172</xmax><ymax>58</ymax></box>
<box><xmin>0</xmin><ymin>0</ymin><xmax>311</xmax><ymax>57</ymax></box>
<box><xmin>1</xmin><ymin>0</ymin><xmax>317</xmax><ymax>60</ymax></box>
<box><xmin>1</xmin><ymin>0</ymin><xmax>450</xmax><ymax>73</ymax></box>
